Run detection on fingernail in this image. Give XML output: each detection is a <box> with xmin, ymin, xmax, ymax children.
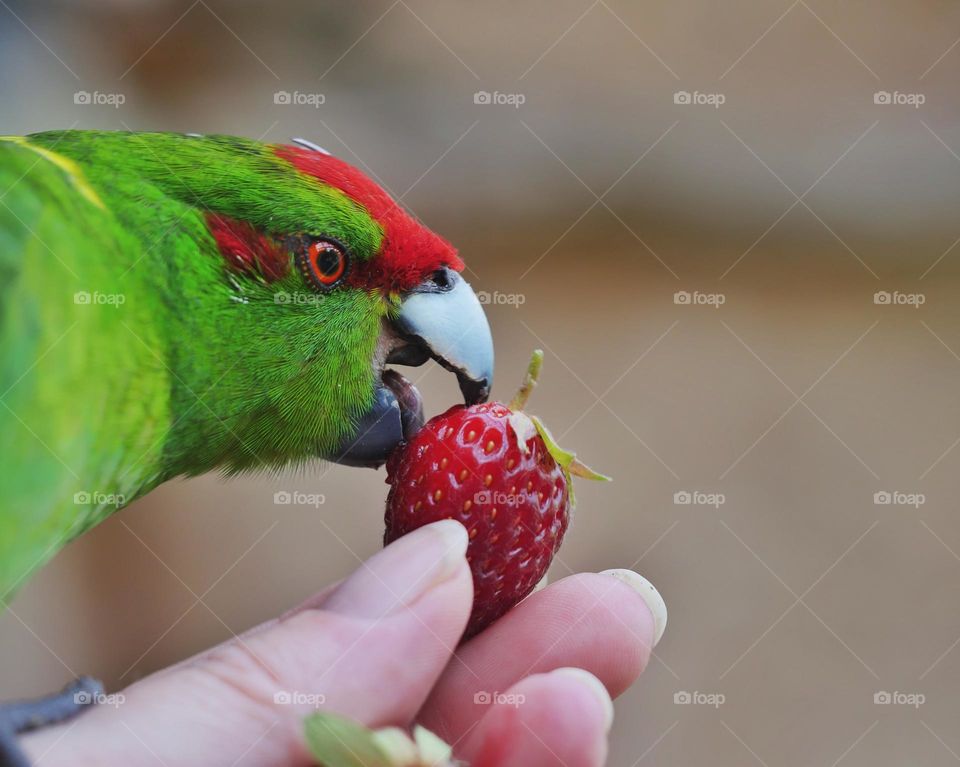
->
<box><xmin>599</xmin><ymin>569</ymin><xmax>667</xmax><ymax>647</ymax></box>
<box><xmin>551</xmin><ymin>668</ymin><xmax>614</xmax><ymax>733</ymax></box>
<box><xmin>323</xmin><ymin>520</ymin><xmax>468</xmax><ymax>619</ymax></box>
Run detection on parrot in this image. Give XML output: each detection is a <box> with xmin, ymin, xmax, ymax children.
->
<box><xmin>0</xmin><ymin>130</ymin><xmax>494</xmax><ymax>602</ymax></box>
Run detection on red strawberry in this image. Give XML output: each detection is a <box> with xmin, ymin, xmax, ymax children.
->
<box><xmin>384</xmin><ymin>350</ymin><xmax>608</xmax><ymax>637</ymax></box>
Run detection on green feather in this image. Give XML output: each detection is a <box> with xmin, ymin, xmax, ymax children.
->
<box><xmin>0</xmin><ymin>131</ymin><xmax>389</xmax><ymax>598</ymax></box>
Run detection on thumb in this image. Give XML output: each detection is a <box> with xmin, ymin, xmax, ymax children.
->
<box><xmin>22</xmin><ymin>520</ymin><xmax>473</xmax><ymax>767</ymax></box>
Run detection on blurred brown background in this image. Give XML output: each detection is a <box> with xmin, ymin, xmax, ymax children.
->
<box><xmin>3</xmin><ymin>1</ymin><xmax>960</xmax><ymax>764</ymax></box>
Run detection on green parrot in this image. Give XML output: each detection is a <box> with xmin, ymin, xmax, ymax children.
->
<box><xmin>0</xmin><ymin>130</ymin><xmax>494</xmax><ymax>602</ymax></box>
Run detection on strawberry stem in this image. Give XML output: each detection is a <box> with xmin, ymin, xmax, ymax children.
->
<box><xmin>507</xmin><ymin>350</ymin><xmax>611</xmax><ymax>508</ymax></box>
<box><xmin>509</xmin><ymin>349</ymin><xmax>543</xmax><ymax>411</ymax></box>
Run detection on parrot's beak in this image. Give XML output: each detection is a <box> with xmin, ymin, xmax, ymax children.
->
<box><xmin>329</xmin><ymin>268</ymin><xmax>494</xmax><ymax>468</ymax></box>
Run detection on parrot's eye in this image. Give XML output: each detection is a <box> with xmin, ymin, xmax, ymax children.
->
<box><xmin>298</xmin><ymin>238</ymin><xmax>349</xmax><ymax>291</ymax></box>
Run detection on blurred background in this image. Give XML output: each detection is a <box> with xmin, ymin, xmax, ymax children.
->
<box><xmin>3</xmin><ymin>0</ymin><xmax>960</xmax><ymax>764</ymax></box>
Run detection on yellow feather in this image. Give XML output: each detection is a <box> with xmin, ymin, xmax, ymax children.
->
<box><xmin>0</xmin><ymin>135</ymin><xmax>105</xmax><ymax>209</ymax></box>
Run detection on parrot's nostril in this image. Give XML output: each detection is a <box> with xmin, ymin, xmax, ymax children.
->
<box><xmin>428</xmin><ymin>268</ymin><xmax>455</xmax><ymax>291</ymax></box>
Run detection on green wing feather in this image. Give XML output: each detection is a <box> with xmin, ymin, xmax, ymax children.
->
<box><xmin>0</xmin><ymin>137</ymin><xmax>168</xmax><ymax>597</ymax></box>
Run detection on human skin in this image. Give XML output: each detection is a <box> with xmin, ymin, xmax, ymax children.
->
<box><xmin>22</xmin><ymin>520</ymin><xmax>661</xmax><ymax>767</ymax></box>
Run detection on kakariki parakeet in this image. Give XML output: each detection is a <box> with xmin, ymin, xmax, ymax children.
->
<box><xmin>0</xmin><ymin>130</ymin><xmax>494</xmax><ymax>601</ymax></box>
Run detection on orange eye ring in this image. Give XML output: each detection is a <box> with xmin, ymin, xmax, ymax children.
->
<box><xmin>298</xmin><ymin>238</ymin><xmax>349</xmax><ymax>291</ymax></box>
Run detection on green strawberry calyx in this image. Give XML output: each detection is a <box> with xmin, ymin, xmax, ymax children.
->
<box><xmin>507</xmin><ymin>350</ymin><xmax>611</xmax><ymax>506</ymax></box>
<box><xmin>305</xmin><ymin>712</ymin><xmax>458</xmax><ymax>767</ymax></box>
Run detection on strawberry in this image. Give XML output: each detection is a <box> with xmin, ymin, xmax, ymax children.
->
<box><xmin>384</xmin><ymin>350</ymin><xmax>608</xmax><ymax>637</ymax></box>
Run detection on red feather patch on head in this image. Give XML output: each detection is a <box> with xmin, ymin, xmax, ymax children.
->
<box><xmin>207</xmin><ymin>213</ymin><xmax>290</xmax><ymax>281</ymax></box>
<box><xmin>275</xmin><ymin>145</ymin><xmax>464</xmax><ymax>292</ymax></box>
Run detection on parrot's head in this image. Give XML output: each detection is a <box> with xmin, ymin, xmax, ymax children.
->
<box><xmin>196</xmin><ymin>137</ymin><xmax>493</xmax><ymax>472</ymax></box>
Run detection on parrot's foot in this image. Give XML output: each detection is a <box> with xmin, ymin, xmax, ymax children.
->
<box><xmin>0</xmin><ymin>677</ymin><xmax>102</xmax><ymax>767</ymax></box>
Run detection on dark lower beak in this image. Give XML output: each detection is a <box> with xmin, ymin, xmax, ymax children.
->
<box><xmin>329</xmin><ymin>269</ymin><xmax>494</xmax><ymax>468</ymax></box>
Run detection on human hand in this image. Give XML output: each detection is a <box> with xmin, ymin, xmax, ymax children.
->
<box><xmin>22</xmin><ymin>520</ymin><xmax>664</xmax><ymax>766</ymax></box>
